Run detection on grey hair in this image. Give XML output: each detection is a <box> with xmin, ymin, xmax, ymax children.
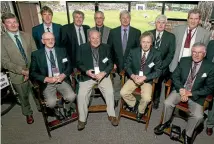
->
<box><xmin>94</xmin><ymin>11</ymin><xmax>105</xmax><ymax>19</ymax></box>
<box><xmin>72</xmin><ymin>10</ymin><xmax>84</xmax><ymax>19</ymax></box>
<box><xmin>120</xmin><ymin>10</ymin><xmax>131</xmax><ymax>19</ymax></box>
<box><xmin>88</xmin><ymin>29</ymin><xmax>101</xmax><ymax>38</ymax></box>
<box><xmin>192</xmin><ymin>42</ymin><xmax>206</xmax><ymax>52</ymax></box>
<box><xmin>155</xmin><ymin>14</ymin><xmax>167</xmax><ymax>23</ymax></box>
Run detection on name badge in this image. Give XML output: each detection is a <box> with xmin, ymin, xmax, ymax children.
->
<box><xmin>0</xmin><ymin>73</ymin><xmax>9</xmax><ymax>90</ymax></box>
<box><xmin>102</xmin><ymin>57</ymin><xmax>109</xmax><ymax>63</ymax></box>
<box><xmin>182</xmin><ymin>48</ymin><xmax>191</xmax><ymax>57</ymax></box>
<box><xmin>148</xmin><ymin>62</ymin><xmax>155</xmax><ymax>68</ymax></box>
<box><xmin>62</xmin><ymin>58</ymin><xmax>68</xmax><ymax>63</ymax></box>
<box><xmin>212</xmin><ymin>57</ymin><xmax>214</xmax><ymax>63</ymax></box>
<box><xmin>52</xmin><ymin>68</ymin><xmax>60</xmax><ymax>77</ymax></box>
<box><xmin>94</xmin><ymin>67</ymin><xmax>100</xmax><ymax>74</ymax></box>
<box><xmin>139</xmin><ymin>71</ymin><xmax>144</xmax><ymax>76</ymax></box>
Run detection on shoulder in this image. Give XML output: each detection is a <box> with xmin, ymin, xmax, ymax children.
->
<box><xmin>198</xmin><ymin>26</ymin><xmax>210</xmax><ymax>34</ymax></box>
<box><xmin>20</xmin><ymin>31</ymin><xmax>32</xmax><ymax>38</ymax></box>
<box><xmin>111</xmin><ymin>26</ymin><xmax>120</xmax><ymax>32</ymax></box>
<box><xmin>32</xmin><ymin>24</ymin><xmax>42</xmax><ymax>31</ymax></box>
<box><xmin>100</xmin><ymin>43</ymin><xmax>111</xmax><ymax>49</ymax></box>
<box><xmin>164</xmin><ymin>30</ymin><xmax>175</xmax><ymax>37</ymax></box>
<box><xmin>151</xmin><ymin>47</ymin><xmax>161</xmax><ymax>56</ymax></box>
<box><xmin>53</xmin><ymin>23</ymin><xmax>62</xmax><ymax>27</ymax></box>
<box><xmin>208</xmin><ymin>40</ymin><xmax>214</xmax><ymax>47</ymax></box>
<box><xmin>83</xmin><ymin>25</ymin><xmax>90</xmax><ymax>29</ymax></box>
<box><xmin>179</xmin><ymin>56</ymin><xmax>192</xmax><ymax>64</ymax></box>
<box><xmin>62</xmin><ymin>23</ymin><xmax>74</xmax><ymax>29</ymax></box>
<box><xmin>130</xmin><ymin>26</ymin><xmax>141</xmax><ymax>33</ymax></box>
<box><xmin>32</xmin><ymin>48</ymin><xmax>43</xmax><ymax>56</ymax></box>
<box><xmin>104</xmin><ymin>26</ymin><xmax>111</xmax><ymax>30</ymax></box>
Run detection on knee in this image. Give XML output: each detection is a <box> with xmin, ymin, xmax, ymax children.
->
<box><xmin>142</xmin><ymin>96</ymin><xmax>151</xmax><ymax>103</ymax></box>
<box><xmin>65</xmin><ymin>94</ymin><xmax>76</xmax><ymax>102</ymax></box>
<box><xmin>193</xmin><ymin>113</ymin><xmax>204</xmax><ymax>122</ymax></box>
<box><xmin>120</xmin><ymin>88</ymin><xmax>127</xmax><ymax>97</ymax></box>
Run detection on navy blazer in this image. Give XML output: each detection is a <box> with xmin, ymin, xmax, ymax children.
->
<box><xmin>32</xmin><ymin>23</ymin><xmax>62</xmax><ymax>49</ymax></box>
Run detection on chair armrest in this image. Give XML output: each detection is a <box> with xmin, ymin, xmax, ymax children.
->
<box><xmin>119</xmin><ymin>70</ymin><xmax>125</xmax><ymax>76</ymax></box>
<box><xmin>153</xmin><ymin>78</ymin><xmax>159</xmax><ymax>84</ymax></box>
<box><xmin>165</xmin><ymin>79</ymin><xmax>172</xmax><ymax>87</ymax></box>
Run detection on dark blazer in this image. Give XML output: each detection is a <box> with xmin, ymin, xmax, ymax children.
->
<box><xmin>172</xmin><ymin>57</ymin><xmax>214</xmax><ymax>105</ymax></box>
<box><xmin>76</xmin><ymin>43</ymin><xmax>113</xmax><ymax>82</ymax></box>
<box><xmin>32</xmin><ymin>23</ymin><xmax>62</xmax><ymax>49</ymax></box>
<box><xmin>125</xmin><ymin>47</ymin><xmax>162</xmax><ymax>84</ymax></box>
<box><xmin>60</xmin><ymin>23</ymin><xmax>90</xmax><ymax>67</ymax></box>
<box><xmin>30</xmin><ymin>47</ymin><xmax>72</xmax><ymax>91</ymax></box>
<box><xmin>207</xmin><ymin>40</ymin><xmax>214</xmax><ymax>63</ymax></box>
<box><xmin>149</xmin><ymin>29</ymin><xmax>175</xmax><ymax>75</ymax></box>
<box><xmin>108</xmin><ymin>26</ymin><xmax>141</xmax><ymax>73</ymax></box>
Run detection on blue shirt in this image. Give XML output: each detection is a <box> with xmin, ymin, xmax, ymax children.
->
<box><xmin>121</xmin><ymin>25</ymin><xmax>130</xmax><ymax>41</ymax></box>
<box><xmin>7</xmin><ymin>31</ymin><xmax>23</xmax><ymax>48</ymax></box>
<box><xmin>45</xmin><ymin>47</ymin><xmax>59</xmax><ymax>77</ymax></box>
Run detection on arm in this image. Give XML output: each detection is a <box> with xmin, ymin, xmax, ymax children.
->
<box><xmin>61</xmin><ymin>48</ymin><xmax>72</xmax><ymax>76</ymax></box>
<box><xmin>124</xmin><ymin>50</ymin><xmax>133</xmax><ymax>76</ymax></box>
<box><xmin>76</xmin><ymin>45</ymin><xmax>88</xmax><ymax>73</ymax></box>
<box><xmin>32</xmin><ymin>28</ymin><xmax>39</xmax><ymax>50</ymax></box>
<box><xmin>135</xmin><ymin>29</ymin><xmax>141</xmax><ymax>47</ymax></box>
<box><xmin>103</xmin><ymin>45</ymin><xmax>113</xmax><ymax>75</ymax></box>
<box><xmin>30</xmin><ymin>34</ymin><xmax>37</xmax><ymax>52</ymax></box>
<box><xmin>60</xmin><ymin>26</ymin><xmax>68</xmax><ymax>47</ymax></box>
<box><xmin>204</xmin><ymin>31</ymin><xmax>211</xmax><ymax>46</ymax></box>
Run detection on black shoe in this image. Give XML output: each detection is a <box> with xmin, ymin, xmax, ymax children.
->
<box><xmin>154</xmin><ymin>121</ymin><xmax>171</xmax><ymax>135</ymax></box>
<box><xmin>136</xmin><ymin>112</ymin><xmax>143</xmax><ymax>122</ymax></box>
<box><xmin>182</xmin><ymin>129</ymin><xmax>192</xmax><ymax>144</ymax></box>
<box><xmin>77</xmin><ymin>120</ymin><xmax>86</xmax><ymax>131</ymax></box>
<box><xmin>153</xmin><ymin>100</ymin><xmax>159</xmax><ymax>109</ymax></box>
<box><xmin>131</xmin><ymin>100</ymin><xmax>139</xmax><ymax>112</ymax></box>
<box><xmin>114</xmin><ymin>100</ymin><xmax>119</xmax><ymax>108</ymax></box>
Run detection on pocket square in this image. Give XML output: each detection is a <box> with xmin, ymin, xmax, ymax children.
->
<box><xmin>62</xmin><ymin>58</ymin><xmax>68</xmax><ymax>63</ymax></box>
<box><xmin>148</xmin><ymin>62</ymin><xmax>155</xmax><ymax>68</ymax></box>
<box><xmin>201</xmin><ymin>73</ymin><xmax>207</xmax><ymax>78</ymax></box>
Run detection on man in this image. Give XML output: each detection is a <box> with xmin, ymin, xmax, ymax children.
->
<box><xmin>1</xmin><ymin>13</ymin><xmax>39</xmax><ymax>124</ymax></box>
<box><xmin>120</xmin><ymin>31</ymin><xmax>162</xmax><ymax>121</ymax></box>
<box><xmin>32</xmin><ymin>6</ymin><xmax>62</xmax><ymax>49</ymax></box>
<box><xmin>76</xmin><ymin>30</ymin><xmax>118</xmax><ymax>131</ymax></box>
<box><xmin>30</xmin><ymin>32</ymin><xmax>76</xmax><ymax>119</ymax></box>
<box><xmin>149</xmin><ymin>15</ymin><xmax>175</xmax><ymax>109</ymax></box>
<box><xmin>170</xmin><ymin>9</ymin><xmax>211</xmax><ymax>72</ymax></box>
<box><xmin>206</xmin><ymin>40</ymin><xmax>214</xmax><ymax>136</ymax></box>
<box><xmin>108</xmin><ymin>10</ymin><xmax>141</xmax><ymax>107</ymax></box>
<box><xmin>154</xmin><ymin>43</ymin><xmax>214</xmax><ymax>144</ymax></box>
<box><xmin>88</xmin><ymin>11</ymin><xmax>111</xmax><ymax>44</ymax></box>
<box><xmin>61</xmin><ymin>10</ymin><xmax>90</xmax><ymax>67</ymax></box>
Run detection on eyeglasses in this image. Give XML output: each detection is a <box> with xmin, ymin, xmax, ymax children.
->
<box><xmin>43</xmin><ymin>38</ymin><xmax>55</xmax><ymax>41</ymax></box>
<box><xmin>192</xmin><ymin>51</ymin><xmax>204</xmax><ymax>55</ymax></box>
<box><xmin>95</xmin><ymin>17</ymin><xmax>104</xmax><ymax>20</ymax></box>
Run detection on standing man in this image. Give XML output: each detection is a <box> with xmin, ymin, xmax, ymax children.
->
<box><xmin>108</xmin><ymin>10</ymin><xmax>141</xmax><ymax>107</ymax></box>
<box><xmin>170</xmin><ymin>9</ymin><xmax>211</xmax><ymax>72</ymax></box>
<box><xmin>149</xmin><ymin>15</ymin><xmax>175</xmax><ymax>109</ymax></box>
<box><xmin>88</xmin><ymin>11</ymin><xmax>111</xmax><ymax>44</ymax></box>
<box><xmin>30</xmin><ymin>32</ymin><xmax>76</xmax><ymax>119</ymax></box>
<box><xmin>32</xmin><ymin>6</ymin><xmax>62</xmax><ymax>49</ymax></box>
<box><xmin>120</xmin><ymin>32</ymin><xmax>162</xmax><ymax>121</ymax></box>
<box><xmin>1</xmin><ymin>13</ymin><xmax>39</xmax><ymax>124</ymax></box>
<box><xmin>206</xmin><ymin>40</ymin><xmax>214</xmax><ymax>136</ymax></box>
<box><xmin>61</xmin><ymin>10</ymin><xmax>90</xmax><ymax>67</ymax></box>
<box><xmin>154</xmin><ymin>43</ymin><xmax>214</xmax><ymax>144</ymax></box>
<box><xmin>76</xmin><ymin>30</ymin><xmax>118</xmax><ymax>131</ymax></box>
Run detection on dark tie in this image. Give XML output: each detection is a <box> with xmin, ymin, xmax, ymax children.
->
<box><xmin>47</xmin><ymin>27</ymin><xmax>50</xmax><ymax>32</ymax></box>
<box><xmin>155</xmin><ymin>33</ymin><xmax>161</xmax><ymax>49</ymax></box>
<box><xmin>79</xmin><ymin>27</ymin><xmax>83</xmax><ymax>45</ymax></box>
<box><xmin>184</xmin><ymin>29</ymin><xmax>192</xmax><ymax>48</ymax></box>
<box><xmin>14</xmin><ymin>35</ymin><xmax>28</xmax><ymax>66</ymax></box>
<box><xmin>140</xmin><ymin>52</ymin><xmax>146</xmax><ymax>71</ymax></box>
<box><xmin>50</xmin><ymin>50</ymin><xmax>56</xmax><ymax>68</ymax></box>
<box><xmin>122</xmin><ymin>29</ymin><xmax>127</xmax><ymax>55</ymax></box>
<box><xmin>185</xmin><ymin>62</ymin><xmax>197</xmax><ymax>90</ymax></box>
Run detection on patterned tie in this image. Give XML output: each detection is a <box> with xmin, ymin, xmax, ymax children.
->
<box><xmin>79</xmin><ymin>27</ymin><xmax>83</xmax><ymax>45</ymax></box>
<box><xmin>14</xmin><ymin>35</ymin><xmax>28</xmax><ymax>66</ymax></box>
<box><xmin>140</xmin><ymin>52</ymin><xmax>146</xmax><ymax>71</ymax></box>
<box><xmin>155</xmin><ymin>33</ymin><xmax>161</xmax><ymax>49</ymax></box>
<box><xmin>185</xmin><ymin>62</ymin><xmax>197</xmax><ymax>90</ymax></box>
<box><xmin>184</xmin><ymin>29</ymin><xmax>192</xmax><ymax>48</ymax></box>
<box><xmin>122</xmin><ymin>29</ymin><xmax>127</xmax><ymax>55</ymax></box>
<box><xmin>47</xmin><ymin>27</ymin><xmax>50</xmax><ymax>32</ymax></box>
<box><xmin>50</xmin><ymin>50</ymin><xmax>56</xmax><ymax>68</ymax></box>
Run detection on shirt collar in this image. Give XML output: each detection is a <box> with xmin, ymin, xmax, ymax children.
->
<box><xmin>156</xmin><ymin>30</ymin><xmax>164</xmax><ymax>38</ymax></box>
<box><xmin>43</xmin><ymin>23</ymin><xmax>52</xmax><ymax>30</ymax></box>
<box><xmin>74</xmin><ymin>24</ymin><xmax>82</xmax><ymax>30</ymax></box>
<box><xmin>45</xmin><ymin>47</ymin><xmax>55</xmax><ymax>53</ymax></box>
<box><xmin>121</xmin><ymin>25</ymin><xmax>130</xmax><ymax>32</ymax></box>
<box><xmin>187</xmin><ymin>26</ymin><xmax>197</xmax><ymax>33</ymax></box>
<box><xmin>7</xmin><ymin>30</ymin><xmax>20</xmax><ymax>37</ymax></box>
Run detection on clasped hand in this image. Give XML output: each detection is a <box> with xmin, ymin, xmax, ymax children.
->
<box><xmin>87</xmin><ymin>69</ymin><xmax>106</xmax><ymax>81</ymax></box>
<box><xmin>44</xmin><ymin>74</ymin><xmax>66</xmax><ymax>84</ymax></box>
<box><xmin>179</xmin><ymin>88</ymin><xmax>192</xmax><ymax>102</ymax></box>
<box><xmin>131</xmin><ymin>74</ymin><xmax>147</xmax><ymax>85</ymax></box>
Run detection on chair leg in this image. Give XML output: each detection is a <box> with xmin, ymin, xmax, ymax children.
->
<box><xmin>118</xmin><ymin>98</ymin><xmax>125</xmax><ymax>122</ymax></box>
<box><xmin>145</xmin><ymin>103</ymin><xmax>152</xmax><ymax>131</ymax></box>
<box><xmin>41</xmin><ymin>104</ymin><xmax>52</xmax><ymax>138</ymax></box>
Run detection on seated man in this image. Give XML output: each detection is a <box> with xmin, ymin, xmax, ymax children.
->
<box><xmin>30</xmin><ymin>32</ymin><xmax>76</xmax><ymax>119</ymax></box>
<box><xmin>76</xmin><ymin>30</ymin><xmax>118</xmax><ymax>131</ymax></box>
<box><xmin>120</xmin><ymin>31</ymin><xmax>162</xmax><ymax>121</ymax></box>
<box><xmin>154</xmin><ymin>42</ymin><xmax>214</xmax><ymax>144</ymax></box>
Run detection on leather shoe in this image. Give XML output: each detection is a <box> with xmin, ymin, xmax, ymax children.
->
<box><xmin>153</xmin><ymin>100</ymin><xmax>159</xmax><ymax>109</ymax></box>
<box><xmin>182</xmin><ymin>129</ymin><xmax>192</xmax><ymax>144</ymax></box>
<box><xmin>114</xmin><ymin>100</ymin><xmax>119</xmax><ymax>108</ymax></box>
<box><xmin>136</xmin><ymin>112</ymin><xmax>144</xmax><ymax>122</ymax></box>
<box><xmin>108</xmin><ymin>116</ymin><xmax>119</xmax><ymax>126</ymax></box>
<box><xmin>26</xmin><ymin>115</ymin><xmax>34</xmax><ymax>124</ymax></box>
<box><xmin>154</xmin><ymin>121</ymin><xmax>171</xmax><ymax>135</ymax></box>
<box><xmin>206</xmin><ymin>127</ymin><xmax>213</xmax><ymax>136</ymax></box>
<box><xmin>77</xmin><ymin>120</ymin><xmax>86</xmax><ymax>131</ymax></box>
<box><xmin>130</xmin><ymin>100</ymin><xmax>139</xmax><ymax>112</ymax></box>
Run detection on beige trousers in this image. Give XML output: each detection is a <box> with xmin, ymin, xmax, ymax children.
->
<box><xmin>120</xmin><ymin>79</ymin><xmax>152</xmax><ymax>114</ymax></box>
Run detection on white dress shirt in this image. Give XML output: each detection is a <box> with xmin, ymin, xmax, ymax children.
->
<box><xmin>74</xmin><ymin>24</ymin><xmax>86</xmax><ymax>45</ymax></box>
<box><xmin>43</xmin><ymin>23</ymin><xmax>53</xmax><ymax>33</ymax></box>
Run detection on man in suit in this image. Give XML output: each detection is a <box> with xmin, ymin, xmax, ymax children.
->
<box><xmin>206</xmin><ymin>40</ymin><xmax>214</xmax><ymax>136</ymax></box>
<box><xmin>61</xmin><ymin>10</ymin><xmax>90</xmax><ymax>67</ymax></box>
<box><xmin>1</xmin><ymin>13</ymin><xmax>39</xmax><ymax>124</ymax></box>
<box><xmin>170</xmin><ymin>8</ymin><xmax>211</xmax><ymax>73</ymax></box>
<box><xmin>76</xmin><ymin>30</ymin><xmax>118</xmax><ymax>131</ymax></box>
<box><xmin>108</xmin><ymin>10</ymin><xmax>141</xmax><ymax>107</ymax></box>
<box><xmin>120</xmin><ymin>31</ymin><xmax>162</xmax><ymax>121</ymax></box>
<box><xmin>32</xmin><ymin>6</ymin><xmax>62</xmax><ymax>49</ymax></box>
<box><xmin>88</xmin><ymin>11</ymin><xmax>111</xmax><ymax>44</ymax></box>
<box><xmin>154</xmin><ymin>42</ymin><xmax>214</xmax><ymax>144</ymax></box>
<box><xmin>149</xmin><ymin>15</ymin><xmax>175</xmax><ymax>109</ymax></box>
<box><xmin>30</xmin><ymin>32</ymin><xmax>76</xmax><ymax>119</ymax></box>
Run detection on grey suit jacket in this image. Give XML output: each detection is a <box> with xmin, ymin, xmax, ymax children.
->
<box><xmin>1</xmin><ymin>31</ymin><xmax>37</xmax><ymax>84</ymax></box>
<box><xmin>169</xmin><ymin>25</ymin><xmax>211</xmax><ymax>72</ymax></box>
<box><xmin>88</xmin><ymin>25</ymin><xmax>111</xmax><ymax>44</ymax></box>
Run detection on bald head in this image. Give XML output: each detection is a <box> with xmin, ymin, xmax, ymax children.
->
<box><xmin>41</xmin><ymin>32</ymin><xmax>55</xmax><ymax>48</ymax></box>
<box><xmin>88</xmin><ymin>30</ymin><xmax>101</xmax><ymax>48</ymax></box>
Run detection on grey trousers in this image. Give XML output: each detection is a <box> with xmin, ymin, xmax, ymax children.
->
<box><xmin>77</xmin><ymin>76</ymin><xmax>116</xmax><ymax>122</ymax></box>
<box><xmin>113</xmin><ymin>73</ymin><xmax>122</xmax><ymax>101</ymax></box>
<box><xmin>163</xmin><ymin>90</ymin><xmax>204</xmax><ymax>137</ymax></box>
<box><xmin>43</xmin><ymin>81</ymin><xmax>76</xmax><ymax>108</ymax></box>
<box><xmin>13</xmin><ymin>81</ymin><xmax>40</xmax><ymax>116</ymax></box>
<box><xmin>207</xmin><ymin>98</ymin><xmax>214</xmax><ymax>128</ymax></box>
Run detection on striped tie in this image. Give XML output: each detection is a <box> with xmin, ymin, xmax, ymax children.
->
<box><xmin>140</xmin><ymin>52</ymin><xmax>146</xmax><ymax>71</ymax></box>
<box><xmin>155</xmin><ymin>33</ymin><xmax>161</xmax><ymax>49</ymax></box>
<box><xmin>185</xmin><ymin>62</ymin><xmax>197</xmax><ymax>90</ymax></box>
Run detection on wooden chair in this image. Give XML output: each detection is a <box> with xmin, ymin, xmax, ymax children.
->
<box><xmin>32</xmin><ymin>78</ymin><xmax>78</xmax><ymax>138</ymax></box>
<box><xmin>119</xmin><ymin>71</ymin><xmax>158</xmax><ymax>131</ymax></box>
<box><xmin>159</xmin><ymin>79</ymin><xmax>213</xmax><ymax>143</ymax></box>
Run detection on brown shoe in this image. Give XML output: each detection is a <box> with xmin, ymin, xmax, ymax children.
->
<box><xmin>77</xmin><ymin>120</ymin><xmax>86</xmax><ymax>131</ymax></box>
<box><xmin>26</xmin><ymin>115</ymin><xmax>34</xmax><ymax>124</ymax></box>
<box><xmin>108</xmin><ymin>116</ymin><xmax>119</xmax><ymax>126</ymax></box>
<box><xmin>206</xmin><ymin>127</ymin><xmax>213</xmax><ymax>136</ymax></box>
